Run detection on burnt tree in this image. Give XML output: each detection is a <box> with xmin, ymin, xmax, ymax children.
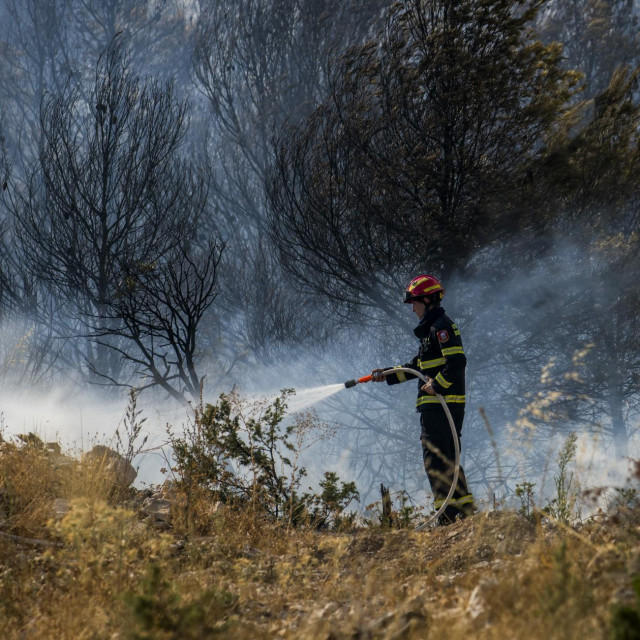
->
<box><xmin>7</xmin><ymin>41</ymin><xmax>218</xmax><ymax>396</ymax></box>
<box><xmin>268</xmin><ymin>0</ymin><xmax>583</xmax><ymax>318</ymax></box>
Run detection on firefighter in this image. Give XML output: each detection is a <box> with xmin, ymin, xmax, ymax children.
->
<box><xmin>372</xmin><ymin>275</ymin><xmax>475</xmax><ymax>524</ymax></box>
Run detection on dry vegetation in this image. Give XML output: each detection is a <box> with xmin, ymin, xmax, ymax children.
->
<box><xmin>1</xmin><ymin>433</ymin><xmax>640</xmax><ymax>640</ymax></box>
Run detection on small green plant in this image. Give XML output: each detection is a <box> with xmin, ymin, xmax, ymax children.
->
<box><xmin>515</xmin><ymin>481</ymin><xmax>536</xmax><ymax>521</ymax></box>
<box><xmin>169</xmin><ymin>390</ymin><xmax>308</xmax><ymax>518</ymax></box>
<box><xmin>306</xmin><ymin>471</ymin><xmax>359</xmax><ymax>530</ymax></box>
<box><xmin>545</xmin><ymin>432</ymin><xmax>580</xmax><ymax>525</ymax></box>
<box><xmin>394</xmin><ymin>491</ymin><xmax>421</xmax><ymax>529</ymax></box>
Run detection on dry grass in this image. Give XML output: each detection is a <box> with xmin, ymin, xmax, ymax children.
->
<box><xmin>1</xmin><ymin>438</ymin><xmax>640</xmax><ymax>639</ymax></box>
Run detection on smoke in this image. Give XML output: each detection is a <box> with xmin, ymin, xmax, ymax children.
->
<box><xmin>0</xmin><ymin>383</ymin><xmax>191</xmax><ymax>487</ymax></box>
<box><xmin>447</xmin><ymin>228</ymin><xmax>640</xmax><ymax>509</ymax></box>
<box><xmin>1</xmin><ymin>227</ymin><xmax>638</xmax><ymax>514</ymax></box>
<box><xmin>0</xmin><ymin>0</ymin><xmax>638</xmax><ymax>525</ymax></box>
<box><xmin>496</xmin><ymin>426</ymin><xmax>639</xmax><ymax>515</ymax></box>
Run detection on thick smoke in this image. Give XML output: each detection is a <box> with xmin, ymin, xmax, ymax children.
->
<box><xmin>1</xmin><ymin>225</ymin><xmax>638</xmax><ymax>516</ymax></box>
<box><xmin>1</xmin><ymin>1</ymin><xmax>638</xmax><ymax>520</ymax></box>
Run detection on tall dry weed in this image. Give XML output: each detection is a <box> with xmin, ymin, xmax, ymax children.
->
<box><xmin>0</xmin><ymin>436</ymin><xmax>66</xmax><ymax>536</ymax></box>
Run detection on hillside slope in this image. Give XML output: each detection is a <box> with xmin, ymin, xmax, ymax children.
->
<box><xmin>1</xmin><ymin>438</ymin><xmax>639</xmax><ymax>639</ymax></box>
<box><xmin>2</xmin><ymin>505</ymin><xmax>640</xmax><ymax>639</ymax></box>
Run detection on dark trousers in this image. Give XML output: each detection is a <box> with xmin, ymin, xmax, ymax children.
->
<box><xmin>420</xmin><ymin>405</ymin><xmax>474</xmax><ymax>522</ymax></box>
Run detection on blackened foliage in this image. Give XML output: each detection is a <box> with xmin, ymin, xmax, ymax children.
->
<box><xmin>268</xmin><ymin>0</ymin><xmax>582</xmax><ymax>315</ymax></box>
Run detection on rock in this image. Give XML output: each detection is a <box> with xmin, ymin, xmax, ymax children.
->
<box><xmin>84</xmin><ymin>445</ymin><xmax>137</xmax><ymax>487</ymax></box>
<box><xmin>241</xmin><ymin>545</ymin><xmax>261</xmax><ymax>558</ymax></box>
<box><xmin>126</xmin><ymin>488</ymin><xmax>153</xmax><ymax>511</ymax></box>
<box><xmin>466</xmin><ymin>577</ymin><xmax>497</xmax><ymax>621</ymax></box>
<box><xmin>45</xmin><ymin>442</ymin><xmax>61</xmax><ymax>455</ymax></box>
<box><xmin>52</xmin><ymin>498</ymin><xmax>71</xmax><ymax>520</ymax></box>
<box><xmin>50</xmin><ymin>453</ymin><xmax>76</xmax><ymax>470</ymax></box>
<box><xmin>141</xmin><ymin>496</ymin><xmax>171</xmax><ymax>523</ymax></box>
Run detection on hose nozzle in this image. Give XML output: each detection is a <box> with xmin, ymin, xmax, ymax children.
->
<box><xmin>344</xmin><ymin>374</ymin><xmax>374</xmax><ymax>388</ymax></box>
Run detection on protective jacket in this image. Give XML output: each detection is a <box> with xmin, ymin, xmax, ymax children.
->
<box><xmin>385</xmin><ymin>307</ymin><xmax>466</xmax><ymax>411</ymax></box>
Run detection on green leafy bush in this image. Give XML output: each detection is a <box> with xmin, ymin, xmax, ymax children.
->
<box><xmin>306</xmin><ymin>471</ymin><xmax>359</xmax><ymax>530</ymax></box>
<box><xmin>168</xmin><ymin>390</ymin><xmax>357</xmax><ymax>530</ymax></box>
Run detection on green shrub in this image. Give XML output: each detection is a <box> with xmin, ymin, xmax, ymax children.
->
<box><xmin>545</xmin><ymin>432</ymin><xmax>580</xmax><ymax>525</ymax></box>
<box><xmin>305</xmin><ymin>471</ymin><xmax>359</xmax><ymax>530</ymax></box>
<box><xmin>168</xmin><ymin>390</ymin><xmax>357</xmax><ymax>530</ymax></box>
<box><xmin>516</xmin><ymin>481</ymin><xmax>536</xmax><ymax>521</ymax></box>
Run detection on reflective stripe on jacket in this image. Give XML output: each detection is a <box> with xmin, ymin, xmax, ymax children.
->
<box><xmin>385</xmin><ymin>307</ymin><xmax>466</xmax><ymax>411</ymax></box>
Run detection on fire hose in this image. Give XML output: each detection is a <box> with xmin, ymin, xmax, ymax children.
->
<box><xmin>344</xmin><ymin>368</ymin><xmax>460</xmax><ymax>530</ymax></box>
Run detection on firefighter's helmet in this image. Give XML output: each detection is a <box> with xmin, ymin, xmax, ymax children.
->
<box><xmin>403</xmin><ymin>275</ymin><xmax>444</xmax><ymax>303</ymax></box>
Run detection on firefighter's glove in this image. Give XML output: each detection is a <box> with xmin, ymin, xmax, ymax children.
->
<box><xmin>371</xmin><ymin>368</ymin><xmax>386</xmax><ymax>382</ymax></box>
<box><xmin>421</xmin><ymin>378</ymin><xmax>436</xmax><ymax>395</ymax></box>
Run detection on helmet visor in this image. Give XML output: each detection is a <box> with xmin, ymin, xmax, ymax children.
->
<box><xmin>404</xmin><ymin>291</ymin><xmax>420</xmax><ymax>303</ymax></box>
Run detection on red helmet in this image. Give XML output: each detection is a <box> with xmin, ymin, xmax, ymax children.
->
<box><xmin>404</xmin><ymin>275</ymin><xmax>444</xmax><ymax>303</ymax></box>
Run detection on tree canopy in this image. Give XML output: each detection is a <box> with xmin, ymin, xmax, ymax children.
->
<box><xmin>268</xmin><ymin>0</ymin><xmax>583</xmax><ymax>316</ymax></box>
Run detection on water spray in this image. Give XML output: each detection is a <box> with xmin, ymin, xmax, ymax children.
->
<box><xmin>343</xmin><ymin>367</ymin><xmax>460</xmax><ymax>531</ymax></box>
